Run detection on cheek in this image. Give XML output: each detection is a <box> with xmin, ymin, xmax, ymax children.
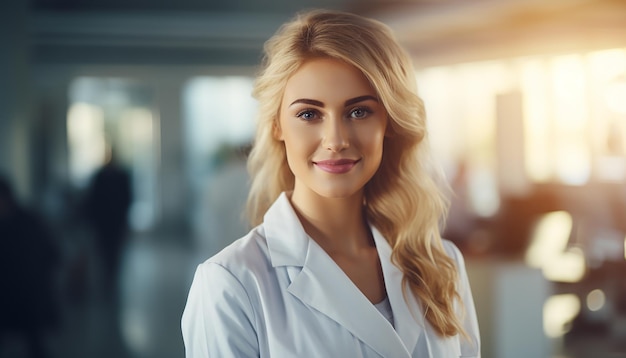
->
<box><xmin>281</xmin><ymin>128</ymin><xmax>313</xmax><ymax>170</ymax></box>
<box><xmin>281</xmin><ymin>141</ymin><xmax>299</xmax><ymax>177</ymax></box>
<box><xmin>284</xmin><ymin>141</ymin><xmax>300</xmax><ymax>163</ymax></box>
<box><xmin>282</xmin><ymin>125</ymin><xmax>318</xmax><ymax>154</ymax></box>
<box><xmin>360</xmin><ymin>126</ymin><xmax>386</xmax><ymax>154</ymax></box>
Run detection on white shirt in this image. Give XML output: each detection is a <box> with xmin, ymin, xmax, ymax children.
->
<box><xmin>182</xmin><ymin>192</ymin><xmax>481</xmax><ymax>357</ymax></box>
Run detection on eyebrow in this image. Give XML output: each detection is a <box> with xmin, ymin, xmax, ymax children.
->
<box><xmin>289</xmin><ymin>95</ymin><xmax>378</xmax><ymax>108</ymax></box>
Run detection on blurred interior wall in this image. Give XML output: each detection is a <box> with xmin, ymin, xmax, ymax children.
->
<box><xmin>468</xmin><ymin>260</ymin><xmax>550</xmax><ymax>358</ymax></box>
<box><xmin>1</xmin><ymin>0</ymin><xmax>33</xmax><ymax>200</ymax></box>
<box><xmin>33</xmin><ymin>73</ymin><xmax>72</xmax><ymax>203</ymax></box>
<box><xmin>497</xmin><ymin>90</ymin><xmax>529</xmax><ymax>197</ymax></box>
<box><xmin>154</xmin><ymin>77</ymin><xmax>186</xmax><ymax>233</ymax></box>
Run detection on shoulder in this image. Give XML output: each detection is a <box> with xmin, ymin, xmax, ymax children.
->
<box><xmin>202</xmin><ymin>225</ymin><xmax>272</xmax><ymax>279</ymax></box>
<box><xmin>184</xmin><ymin>225</ymin><xmax>273</xmax><ymax>326</ymax></box>
<box><xmin>182</xmin><ymin>230</ymin><xmax>265</xmax><ymax>357</ymax></box>
<box><xmin>438</xmin><ymin>240</ymin><xmax>469</xmax><ymax>287</ymax></box>
<box><xmin>440</xmin><ymin>239</ymin><xmax>481</xmax><ymax>356</ymax></box>
<box><xmin>441</xmin><ymin>239</ymin><xmax>465</xmax><ymax>266</ymax></box>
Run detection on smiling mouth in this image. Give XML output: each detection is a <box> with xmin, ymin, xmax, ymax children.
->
<box><xmin>313</xmin><ymin>159</ymin><xmax>360</xmax><ymax>174</ymax></box>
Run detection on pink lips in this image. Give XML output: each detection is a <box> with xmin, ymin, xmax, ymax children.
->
<box><xmin>313</xmin><ymin>159</ymin><xmax>360</xmax><ymax>174</ymax></box>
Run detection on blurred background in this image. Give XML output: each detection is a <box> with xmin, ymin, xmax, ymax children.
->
<box><xmin>1</xmin><ymin>0</ymin><xmax>626</xmax><ymax>357</ymax></box>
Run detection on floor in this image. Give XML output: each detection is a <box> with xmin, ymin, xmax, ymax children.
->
<box><xmin>0</xmin><ymin>232</ymin><xmax>200</xmax><ymax>358</ymax></box>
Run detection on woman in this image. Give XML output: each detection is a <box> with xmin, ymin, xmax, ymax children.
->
<box><xmin>182</xmin><ymin>9</ymin><xmax>480</xmax><ymax>358</ymax></box>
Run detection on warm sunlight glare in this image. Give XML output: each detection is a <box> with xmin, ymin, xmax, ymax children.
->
<box><xmin>544</xmin><ymin>294</ymin><xmax>581</xmax><ymax>338</ymax></box>
<box><xmin>551</xmin><ymin>55</ymin><xmax>590</xmax><ymax>185</ymax></box>
<box><xmin>586</xmin><ymin>289</ymin><xmax>606</xmax><ymax>312</ymax></box>
<box><xmin>606</xmin><ymin>80</ymin><xmax>626</xmax><ymax>115</ymax></box>
<box><xmin>67</xmin><ymin>102</ymin><xmax>106</xmax><ymax>187</ymax></box>
<box><xmin>526</xmin><ymin>211</ymin><xmax>572</xmax><ymax>267</ymax></box>
<box><xmin>521</xmin><ymin>58</ymin><xmax>551</xmax><ymax>182</ymax></box>
<box><xmin>525</xmin><ymin>211</ymin><xmax>585</xmax><ymax>283</ymax></box>
<box><xmin>543</xmin><ymin>247</ymin><xmax>585</xmax><ymax>283</ymax></box>
<box><xmin>589</xmin><ymin>49</ymin><xmax>626</xmax><ymax>114</ymax></box>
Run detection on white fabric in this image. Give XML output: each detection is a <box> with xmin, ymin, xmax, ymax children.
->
<box><xmin>374</xmin><ymin>296</ymin><xmax>395</xmax><ymax>328</ymax></box>
<box><xmin>182</xmin><ymin>192</ymin><xmax>481</xmax><ymax>358</ymax></box>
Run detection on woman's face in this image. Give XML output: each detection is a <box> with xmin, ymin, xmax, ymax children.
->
<box><xmin>277</xmin><ymin>57</ymin><xmax>388</xmax><ymax>200</ymax></box>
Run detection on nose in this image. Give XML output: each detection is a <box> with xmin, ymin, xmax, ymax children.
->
<box><xmin>322</xmin><ymin>116</ymin><xmax>350</xmax><ymax>152</ymax></box>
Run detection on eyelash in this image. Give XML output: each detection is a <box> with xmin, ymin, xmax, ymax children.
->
<box><xmin>348</xmin><ymin>106</ymin><xmax>373</xmax><ymax>119</ymax></box>
<box><xmin>295</xmin><ymin>109</ymin><xmax>320</xmax><ymax>121</ymax></box>
<box><xmin>295</xmin><ymin>106</ymin><xmax>373</xmax><ymax>121</ymax></box>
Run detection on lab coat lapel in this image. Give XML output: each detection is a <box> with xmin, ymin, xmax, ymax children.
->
<box><xmin>287</xmin><ymin>239</ymin><xmax>411</xmax><ymax>358</ymax></box>
<box><xmin>372</xmin><ymin>227</ymin><xmax>428</xmax><ymax>356</ymax></box>
<box><xmin>264</xmin><ymin>193</ymin><xmax>411</xmax><ymax>357</ymax></box>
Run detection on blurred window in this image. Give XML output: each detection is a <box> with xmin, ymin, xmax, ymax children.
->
<box><xmin>182</xmin><ymin>76</ymin><xmax>256</xmax><ymax>252</ymax></box>
<box><xmin>67</xmin><ymin>102</ymin><xmax>106</xmax><ymax>187</ymax></box>
<box><xmin>67</xmin><ymin>77</ymin><xmax>158</xmax><ymax>231</ymax></box>
<box><xmin>417</xmin><ymin>47</ymin><xmax>626</xmax><ymax>204</ymax></box>
<box><xmin>417</xmin><ymin>61</ymin><xmax>511</xmax><ymax>217</ymax></box>
<box><xmin>183</xmin><ymin>76</ymin><xmax>256</xmax><ymax>179</ymax></box>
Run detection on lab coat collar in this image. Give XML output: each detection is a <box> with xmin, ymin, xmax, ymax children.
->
<box><xmin>263</xmin><ymin>192</ymin><xmax>426</xmax><ymax>357</ymax></box>
<box><xmin>372</xmin><ymin>227</ymin><xmax>427</xmax><ymax>355</ymax></box>
<box><xmin>263</xmin><ymin>192</ymin><xmax>309</xmax><ymax>267</ymax></box>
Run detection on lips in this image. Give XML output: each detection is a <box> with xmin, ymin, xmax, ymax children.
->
<box><xmin>313</xmin><ymin>159</ymin><xmax>360</xmax><ymax>174</ymax></box>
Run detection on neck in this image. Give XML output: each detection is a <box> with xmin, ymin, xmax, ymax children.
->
<box><xmin>289</xmin><ymin>189</ymin><xmax>373</xmax><ymax>255</ymax></box>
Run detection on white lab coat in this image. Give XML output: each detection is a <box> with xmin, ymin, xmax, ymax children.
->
<box><xmin>182</xmin><ymin>192</ymin><xmax>481</xmax><ymax>357</ymax></box>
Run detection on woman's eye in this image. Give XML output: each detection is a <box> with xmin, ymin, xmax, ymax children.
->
<box><xmin>349</xmin><ymin>107</ymin><xmax>372</xmax><ymax>119</ymax></box>
<box><xmin>296</xmin><ymin>110</ymin><xmax>318</xmax><ymax>121</ymax></box>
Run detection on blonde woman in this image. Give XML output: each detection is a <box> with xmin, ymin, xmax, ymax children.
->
<box><xmin>182</xmin><ymin>9</ymin><xmax>480</xmax><ymax>358</ymax></box>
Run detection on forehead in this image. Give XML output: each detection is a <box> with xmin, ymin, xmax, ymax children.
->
<box><xmin>282</xmin><ymin>58</ymin><xmax>376</xmax><ymax>104</ymax></box>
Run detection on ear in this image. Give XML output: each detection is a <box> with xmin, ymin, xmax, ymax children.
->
<box><xmin>272</xmin><ymin>120</ymin><xmax>284</xmax><ymax>141</ymax></box>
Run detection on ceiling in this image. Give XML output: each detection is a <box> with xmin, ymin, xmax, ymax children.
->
<box><xmin>32</xmin><ymin>0</ymin><xmax>354</xmax><ymax>13</ymax></box>
<box><xmin>28</xmin><ymin>0</ymin><xmax>626</xmax><ymax>68</ymax></box>
<box><xmin>377</xmin><ymin>0</ymin><xmax>626</xmax><ymax>66</ymax></box>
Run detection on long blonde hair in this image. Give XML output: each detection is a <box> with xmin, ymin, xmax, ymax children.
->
<box><xmin>247</xmin><ymin>9</ymin><xmax>464</xmax><ymax>337</ymax></box>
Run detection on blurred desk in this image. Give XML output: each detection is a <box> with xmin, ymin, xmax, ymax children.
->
<box><xmin>466</xmin><ymin>259</ymin><xmax>550</xmax><ymax>358</ymax></box>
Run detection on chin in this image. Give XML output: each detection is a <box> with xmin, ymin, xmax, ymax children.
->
<box><xmin>313</xmin><ymin>185</ymin><xmax>363</xmax><ymax>199</ymax></box>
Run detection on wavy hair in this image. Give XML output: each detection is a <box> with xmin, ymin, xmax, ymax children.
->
<box><xmin>246</xmin><ymin>9</ymin><xmax>465</xmax><ymax>338</ymax></box>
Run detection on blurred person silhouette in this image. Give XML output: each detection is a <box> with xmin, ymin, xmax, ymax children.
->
<box><xmin>84</xmin><ymin>145</ymin><xmax>132</xmax><ymax>304</ymax></box>
<box><xmin>0</xmin><ymin>174</ymin><xmax>60</xmax><ymax>358</ymax></box>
